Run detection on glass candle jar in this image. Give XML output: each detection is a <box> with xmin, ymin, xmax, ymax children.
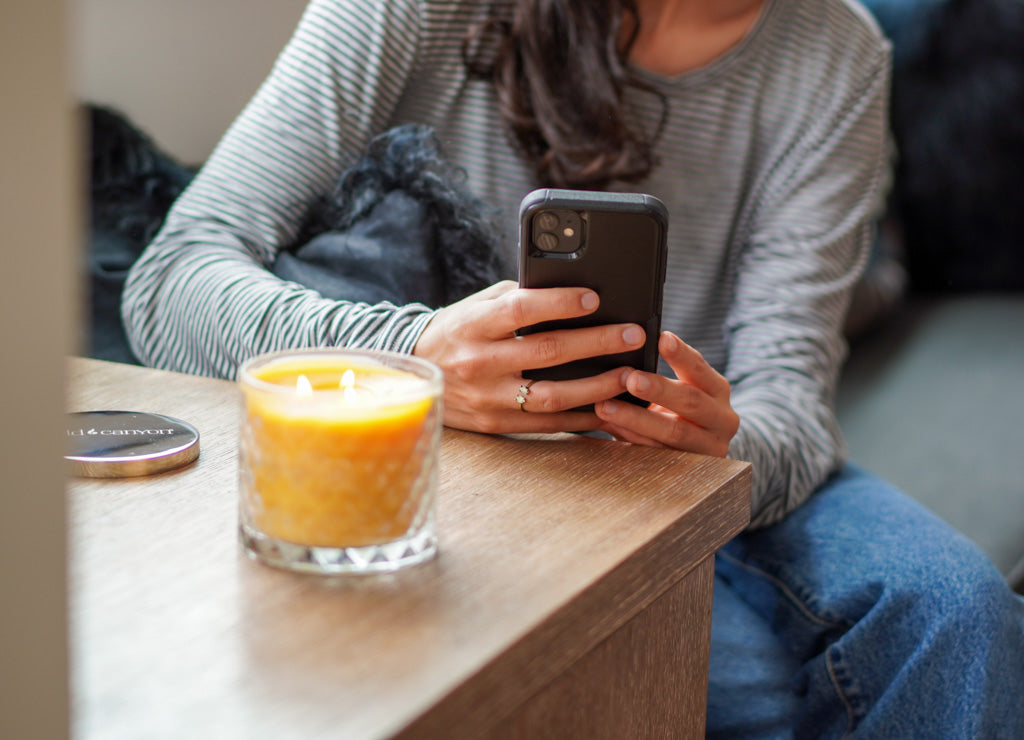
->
<box><xmin>238</xmin><ymin>348</ymin><xmax>443</xmax><ymax>574</ymax></box>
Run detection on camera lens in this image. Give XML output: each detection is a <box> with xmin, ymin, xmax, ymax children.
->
<box><xmin>536</xmin><ymin>211</ymin><xmax>559</xmax><ymax>232</ymax></box>
<box><xmin>535</xmin><ymin>232</ymin><xmax>559</xmax><ymax>251</ymax></box>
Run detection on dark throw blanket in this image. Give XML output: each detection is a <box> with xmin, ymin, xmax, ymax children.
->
<box><xmin>87</xmin><ymin>105</ymin><xmax>196</xmax><ymax>363</ymax></box>
<box><xmin>84</xmin><ymin>106</ymin><xmax>501</xmax><ymax>364</ymax></box>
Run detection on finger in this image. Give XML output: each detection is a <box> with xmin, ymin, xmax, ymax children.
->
<box><xmin>623</xmin><ymin>370</ymin><xmax>723</xmax><ymax>432</ymax></box>
<box><xmin>517</xmin><ymin>368</ymin><xmax>629</xmax><ymax>414</ymax></box>
<box><xmin>514</xmin><ymin>323</ymin><xmax>646</xmax><ymax>372</ymax></box>
<box><xmin>444</xmin><ymin>404</ymin><xmax>603</xmax><ymax>436</ymax></box>
<box><xmin>496</xmin><ymin>409</ymin><xmax>604</xmax><ymax>434</ymax></box>
<box><xmin>440</xmin><ymin>367</ymin><xmax>626</xmax><ymax>426</ymax></box>
<box><xmin>594</xmin><ymin>399</ymin><xmax>731</xmax><ymax>458</ymax></box>
<box><xmin>597</xmin><ymin>420</ymin><xmax>665</xmax><ymax>448</ymax></box>
<box><xmin>659</xmin><ymin>332</ymin><xmax>731</xmax><ymax>399</ymax></box>
<box><xmin>476</xmin><ymin>287</ymin><xmax>600</xmax><ymax>339</ymax></box>
<box><xmin>464</xmin><ymin>280</ymin><xmax>517</xmax><ymax>302</ymax></box>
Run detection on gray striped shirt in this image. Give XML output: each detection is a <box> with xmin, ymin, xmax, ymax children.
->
<box><xmin>122</xmin><ymin>0</ymin><xmax>891</xmax><ymax>526</ymax></box>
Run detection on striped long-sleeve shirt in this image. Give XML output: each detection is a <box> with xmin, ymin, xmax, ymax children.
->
<box><xmin>122</xmin><ymin>0</ymin><xmax>892</xmax><ymax>527</ymax></box>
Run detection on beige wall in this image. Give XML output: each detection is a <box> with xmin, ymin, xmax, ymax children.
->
<box><xmin>73</xmin><ymin>0</ymin><xmax>310</xmax><ymax>162</ymax></box>
<box><xmin>1</xmin><ymin>1</ymin><xmax>76</xmax><ymax>737</ymax></box>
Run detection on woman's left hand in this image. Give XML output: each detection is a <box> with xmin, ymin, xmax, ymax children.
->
<box><xmin>594</xmin><ymin>331</ymin><xmax>740</xmax><ymax>457</ymax></box>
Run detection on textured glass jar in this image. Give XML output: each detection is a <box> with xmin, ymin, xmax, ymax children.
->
<box><xmin>238</xmin><ymin>348</ymin><xmax>443</xmax><ymax>574</ymax></box>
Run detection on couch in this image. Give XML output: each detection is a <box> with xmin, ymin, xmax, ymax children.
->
<box><xmin>842</xmin><ymin>0</ymin><xmax>1024</xmax><ymax>592</ymax></box>
<box><xmin>838</xmin><ymin>294</ymin><xmax>1024</xmax><ymax>589</ymax></box>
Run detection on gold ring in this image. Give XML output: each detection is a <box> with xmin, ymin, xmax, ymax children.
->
<box><xmin>515</xmin><ymin>379</ymin><xmax>536</xmax><ymax>412</ymax></box>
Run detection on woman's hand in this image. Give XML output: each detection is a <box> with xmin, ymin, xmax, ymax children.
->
<box><xmin>413</xmin><ymin>280</ymin><xmax>645</xmax><ymax>434</ymax></box>
<box><xmin>595</xmin><ymin>331</ymin><xmax>740</xmax><ymax>457</ymax></box>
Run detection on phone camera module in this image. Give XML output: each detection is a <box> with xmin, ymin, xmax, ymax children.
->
<box><xmin>532</xmin><ymin>208</ymin><xmax>583</xmax><ymax>254</ymax></box>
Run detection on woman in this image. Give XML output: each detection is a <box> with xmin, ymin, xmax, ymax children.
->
<box><xmin>123</xmin><ymin>0</ymin><xmax>1024</xmax><ymax>735</ymax></box>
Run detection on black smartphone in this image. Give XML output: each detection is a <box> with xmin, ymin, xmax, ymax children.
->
<box><xmin>517</xmin><ymin>188</ymin><xmax>668</xmax><ymax>407</ymax></box>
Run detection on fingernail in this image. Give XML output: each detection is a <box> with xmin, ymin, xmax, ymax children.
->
<box><xmin>602</xmin><ymin>400</ymin><xmax>619</xmax><ymax>415</ymax></box>
<box><xmin>661</xmin><ymin>332</ymin><xmax>677</xmax><ymax>353</ymax></box>
<box><xmin>620</xmin><ymin>369</ymin><xmax>631</xmax><ymax>387</ymax></box>
<box><xmin>581</xmin><ymin>292</ymin><xmax>599</xmax><ymax>310</ymax></box>
<box><xmin>633</xmin><ymin>374</ymin><xmax>651</xmax><ymax>393</ymax></box>
<box><xmin>623</xmin><ymin>326</ymin><xmax>643</xmax><ymax>345</ymax></box>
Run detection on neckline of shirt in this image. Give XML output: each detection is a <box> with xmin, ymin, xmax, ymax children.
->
<box><xmin>628</xmin><ymin>0</ymin><xmax>781</xmax><ymax>90</ymax></box>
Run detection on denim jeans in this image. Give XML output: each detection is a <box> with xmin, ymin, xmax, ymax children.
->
<box><xmin>706</xmin><ymin>464</ymin><xmax>1024</xmax><ymax>739</ymax></box>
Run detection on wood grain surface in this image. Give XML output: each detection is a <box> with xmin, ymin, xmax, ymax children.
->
<box><xmin>67</xmin><ymin>358</ymin><xmax>750</xmax><ymax>739</ymax></box>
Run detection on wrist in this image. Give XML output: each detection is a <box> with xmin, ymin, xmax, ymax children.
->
<box><xmin>410</xmin><ymin>309</ymin><xmax>443</xmax><ymax>361</ymax></box>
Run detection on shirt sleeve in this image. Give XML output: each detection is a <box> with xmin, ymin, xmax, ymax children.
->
<box><xmin>725</xmin><ymin>47</ymin><xmax>892</xmax><ymax>527</ymax></box>
<box><xmin>121</xmin><ymin>0</ymin><xmax>436</xmax><ymax>380</ymax></box>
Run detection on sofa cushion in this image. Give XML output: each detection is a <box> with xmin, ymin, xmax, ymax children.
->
<box><xmin>838</xmin><ymin>294</ymin><xmax>1024</xmax><ymax>576</ymax></box>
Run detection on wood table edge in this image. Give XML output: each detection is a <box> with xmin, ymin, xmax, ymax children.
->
<box><xmin>397</xmin><ymin>460</ymin><xmax>752</xmax><ymax>738</ymax></box>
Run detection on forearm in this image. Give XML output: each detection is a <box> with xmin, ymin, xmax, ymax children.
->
<box><xmin>121</xmin><ymin>236</ymin><xmax>435</xmax><ymax>378</ymax></box>
<box><xmin>728</xmin><ymin>375</ymin><xmax>848</xmax><ymax>528</ymax></box>
<box><xmin>724</xmin><ymin>257</ymin><xmax>861</xmax><ymax>527</ymax></box>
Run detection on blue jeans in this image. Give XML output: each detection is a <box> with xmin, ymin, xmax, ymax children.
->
<box><xmin>706</xmin><ymin>464</ymin><xmax>1024</xmax><ymax>739</ymax></box>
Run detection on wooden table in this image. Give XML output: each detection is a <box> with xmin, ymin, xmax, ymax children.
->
<box><xmin>67</xmin><ymin>358</ymin><xmax>750</xmax><ymax>739</ymax></box>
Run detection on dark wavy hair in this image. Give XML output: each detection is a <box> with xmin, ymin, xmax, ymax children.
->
<box><xmin>464</xmin><ymin>0</ymin><xmax>666</xmax><ymax>190</ymax></box>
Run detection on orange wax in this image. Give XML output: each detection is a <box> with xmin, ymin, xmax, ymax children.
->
<box><xmin>241</xmin><ymin>359</ymin><xmax>437</xmax><ymax>548</ymax></box>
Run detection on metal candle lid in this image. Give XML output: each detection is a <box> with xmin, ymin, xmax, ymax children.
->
<box><xmin>66</xmin><ymin>411</ymin><xmax>200</xmax><ymax>478</ymax></box>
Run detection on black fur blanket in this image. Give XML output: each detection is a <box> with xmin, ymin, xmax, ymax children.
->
<box><xmin>274</xmin><ymin>124</ymin><xmax>501</xmax><ymax>307</ymax></box>
<box><xmin>87</xmin><ymin>105</ymin><xmax>196</xmax><ymax>364</ymax></box>
<box><xmin>85</xmin><ymin>106</ymin><xmax>500</xmax><ymax>363</ymax></box>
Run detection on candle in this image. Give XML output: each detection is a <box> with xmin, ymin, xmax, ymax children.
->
<box><xmin>238</xmin><ymin>349</ymin><xmax>443</xmax><ymax>574</ymax></box>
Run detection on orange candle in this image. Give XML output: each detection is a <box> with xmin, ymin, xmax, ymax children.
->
<box><xmin>238</xmin><ymin>349</ymin><xmax>443</xmax><ymax>574</ymax></box>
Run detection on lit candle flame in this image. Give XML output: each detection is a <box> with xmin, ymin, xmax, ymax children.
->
<box><xmin>341</xmin><ymin>369</ymin><xmax>359</xmax><ymax>403</ymax></box>
<box><xmin>296</xmin><ymin>374</ymin><xmax>313</xmax><ymax>396</ymax></box>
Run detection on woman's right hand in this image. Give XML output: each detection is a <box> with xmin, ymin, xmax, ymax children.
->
<box><xmin>412</xmin><ymin>280</ymin><xmax>646</xmax><ymax>434</ymax></box>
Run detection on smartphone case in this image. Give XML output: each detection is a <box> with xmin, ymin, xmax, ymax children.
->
<box><xmin>517</xmin><ymin>188</ymin><xmax>668</xmax><ymax>405</ymax></box>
